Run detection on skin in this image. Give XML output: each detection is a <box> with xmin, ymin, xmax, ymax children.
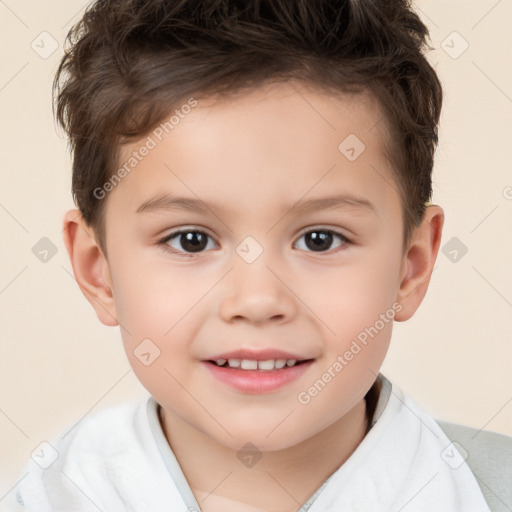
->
<box><xmin>63</xmin><ymin>80</ymin><xmax>444</xmax><ymax>512</ymax></box>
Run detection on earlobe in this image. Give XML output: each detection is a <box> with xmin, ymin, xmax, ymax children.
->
<box><xmin>62</xmin><ymin>209</ymin><xmax>119</xmax><ymax>327</ymax></box>
<box><xmin>394</xmin><ymin>205</ymin><xmax>444</xmax><ymax>322</ymax></box>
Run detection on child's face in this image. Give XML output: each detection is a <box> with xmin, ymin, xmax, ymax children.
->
<box><xmin>89</xmin><ymin>82</ymin><xmax>421</xmax><ymax>450</ymax></box>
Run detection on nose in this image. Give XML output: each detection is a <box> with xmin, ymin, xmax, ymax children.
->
<box><xmin>218</xmin><ymin>259</ymin><xmax>298</xmax><ymax>326</ymax></box>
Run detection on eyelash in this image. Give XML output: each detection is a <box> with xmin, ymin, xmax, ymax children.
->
<box><xmin>157</xmin><ymin>227</ymin><xmax>352</xmax><ymax>257</ymax></box>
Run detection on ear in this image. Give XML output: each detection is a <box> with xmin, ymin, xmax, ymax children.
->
<box><xmin>394</xmin><ymin>205</ymin><xmax>444</xmax><ymax>322</ymax></box>
<box><xmin>62</xmin><ymin>209</ymin><xmax>118</xmax><ymax>327</ymax></box>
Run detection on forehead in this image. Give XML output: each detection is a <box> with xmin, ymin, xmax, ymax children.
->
<box><xmin>109</xmin><ymin>81</ymin><xmax>398</xmax><ymax>221</ymax></box>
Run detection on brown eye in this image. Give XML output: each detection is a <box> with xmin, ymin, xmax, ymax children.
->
<box><xmin>294</xmin><ymin>229</ymin><xmax>349</xmax><ymax>253</ymax></box>
<box><xmin>161</xmin><ymin>229</ymin><xmax>216</xmax><ymax>254</ymax></box>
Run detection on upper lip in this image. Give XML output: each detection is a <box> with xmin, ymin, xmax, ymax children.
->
<box><xmin>205</xmin><ymin>349</ymin><xmax>313</xmax><ymax>362</ymax></box>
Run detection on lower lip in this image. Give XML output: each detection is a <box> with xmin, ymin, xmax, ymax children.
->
<box><xmin>201</xmin><ymin>360</ymin><xmax>314</xmax><ymax>393</ymax></box>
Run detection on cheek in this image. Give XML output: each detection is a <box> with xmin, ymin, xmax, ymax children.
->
<box><xmin>109</xmin><ymin>254</ymin><xmax>212</xmax><ymax>372</ymax></box>
<box><xmin>294</xmin><ymin>244</ymin><xmax>401</xmax><ymax>378</ymax></box>
<box><xmin>109</xmin><ymin>256</ymin><xmax>201</xmax><ymax>397</ymax></box>
<box><xmin>305</xmin><ymin>253</ymin><xmax>401</xmax><ymax>333</ymax></box>
<box><xmin>110</xmin><ymin>253</ymin><xmax>209</xmax><ymax>332</ymax></box>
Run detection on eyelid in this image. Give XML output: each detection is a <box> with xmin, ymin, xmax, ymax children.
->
<box><xmin>158</xmin><ymin>227</ymin><xmax>218</xmax><ymax>249</ymax></box>
<box><xmin>158</xmin><ymin>225</ymin><xmax>352</xmax><ymax>256</ymax></box>
<box><xmin>294</xmin><ymin>225</ymin><xmax>351</xmax><ymax>242</ymax></box>
<box><xmin>292</xmin><ymin>226</ymin><xmax>351</xmax><ymax>253</ymax></box>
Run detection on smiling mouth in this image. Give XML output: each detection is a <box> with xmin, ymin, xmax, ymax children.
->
<box><xmin>207</xmin><ymin>358</ymin><xmax>314</xmax><ymax>371</ymax></box>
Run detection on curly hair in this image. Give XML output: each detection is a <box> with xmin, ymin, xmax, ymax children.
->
<box><xmin>53</xmin><ymin>0</ymin><xmax>442</xmax><ymax>255</ymax></box>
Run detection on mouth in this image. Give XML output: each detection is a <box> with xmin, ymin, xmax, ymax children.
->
<box><xmin>206</xmin><ymin>358</ymin><xmax>314</xmax><ymax>371</ymax></box>
<box><xmin>202</xmin><ymin>357</ymin><xmax>315</xmax><ymax>393</ymax></box>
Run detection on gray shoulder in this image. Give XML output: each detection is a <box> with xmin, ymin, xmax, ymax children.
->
<box><xmin>437</xmin><ymin>420</ymin><xmax>512</xmax><ymax>462</ymax></box>
<box><xmin>437</xmin><ymin>420</ymin><xmax>512</xmax><ymax>512</ymax></box>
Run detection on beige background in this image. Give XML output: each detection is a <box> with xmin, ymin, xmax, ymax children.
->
<box><xmin>1</xmin><ymin>0</ymin><xmax>511</xmax><ymax>499</ymax></box>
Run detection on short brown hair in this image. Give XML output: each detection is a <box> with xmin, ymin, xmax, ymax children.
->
<box><xmin>53</xmin><ymin>0</ymin><xmax>442</xmax><ymax>256</ymax></box>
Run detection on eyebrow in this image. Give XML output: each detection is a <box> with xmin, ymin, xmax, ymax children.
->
<box><xmin>136</xmin><ymin>192</ymin><xmax>376</xmax><ymax>216</ymax></box>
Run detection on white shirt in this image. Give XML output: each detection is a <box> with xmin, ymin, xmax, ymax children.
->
<box><xmin>4</xmin><ymin>374</ymin><xmax>491</xmax><ymax>511</ymax></box>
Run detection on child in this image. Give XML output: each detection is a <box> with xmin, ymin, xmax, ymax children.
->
<box><xmin>7</xmin><ymin>0</ymin><xmax>512</xmax><ymax>511</ymax></box>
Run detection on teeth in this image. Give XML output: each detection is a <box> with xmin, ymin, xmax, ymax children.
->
<box><xmin>216</xmin><ymin>358</ymin><xmax>300</xmax><ymax>370</ymax></box>
<box><xmin>258</xmin><ymin>359</ymin><xmax>275</xmax><ymax>370</ymax></box>
<box><xmin>241</xmin><ymin>359</ymin><xmax>258</xmax><ymax>370</ymax></box>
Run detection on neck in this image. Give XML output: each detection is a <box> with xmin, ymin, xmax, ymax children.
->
<box><xmin>159</xmin><ymin>383</ymin><xmax>379</xmax><ymax>512</ymax></box>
